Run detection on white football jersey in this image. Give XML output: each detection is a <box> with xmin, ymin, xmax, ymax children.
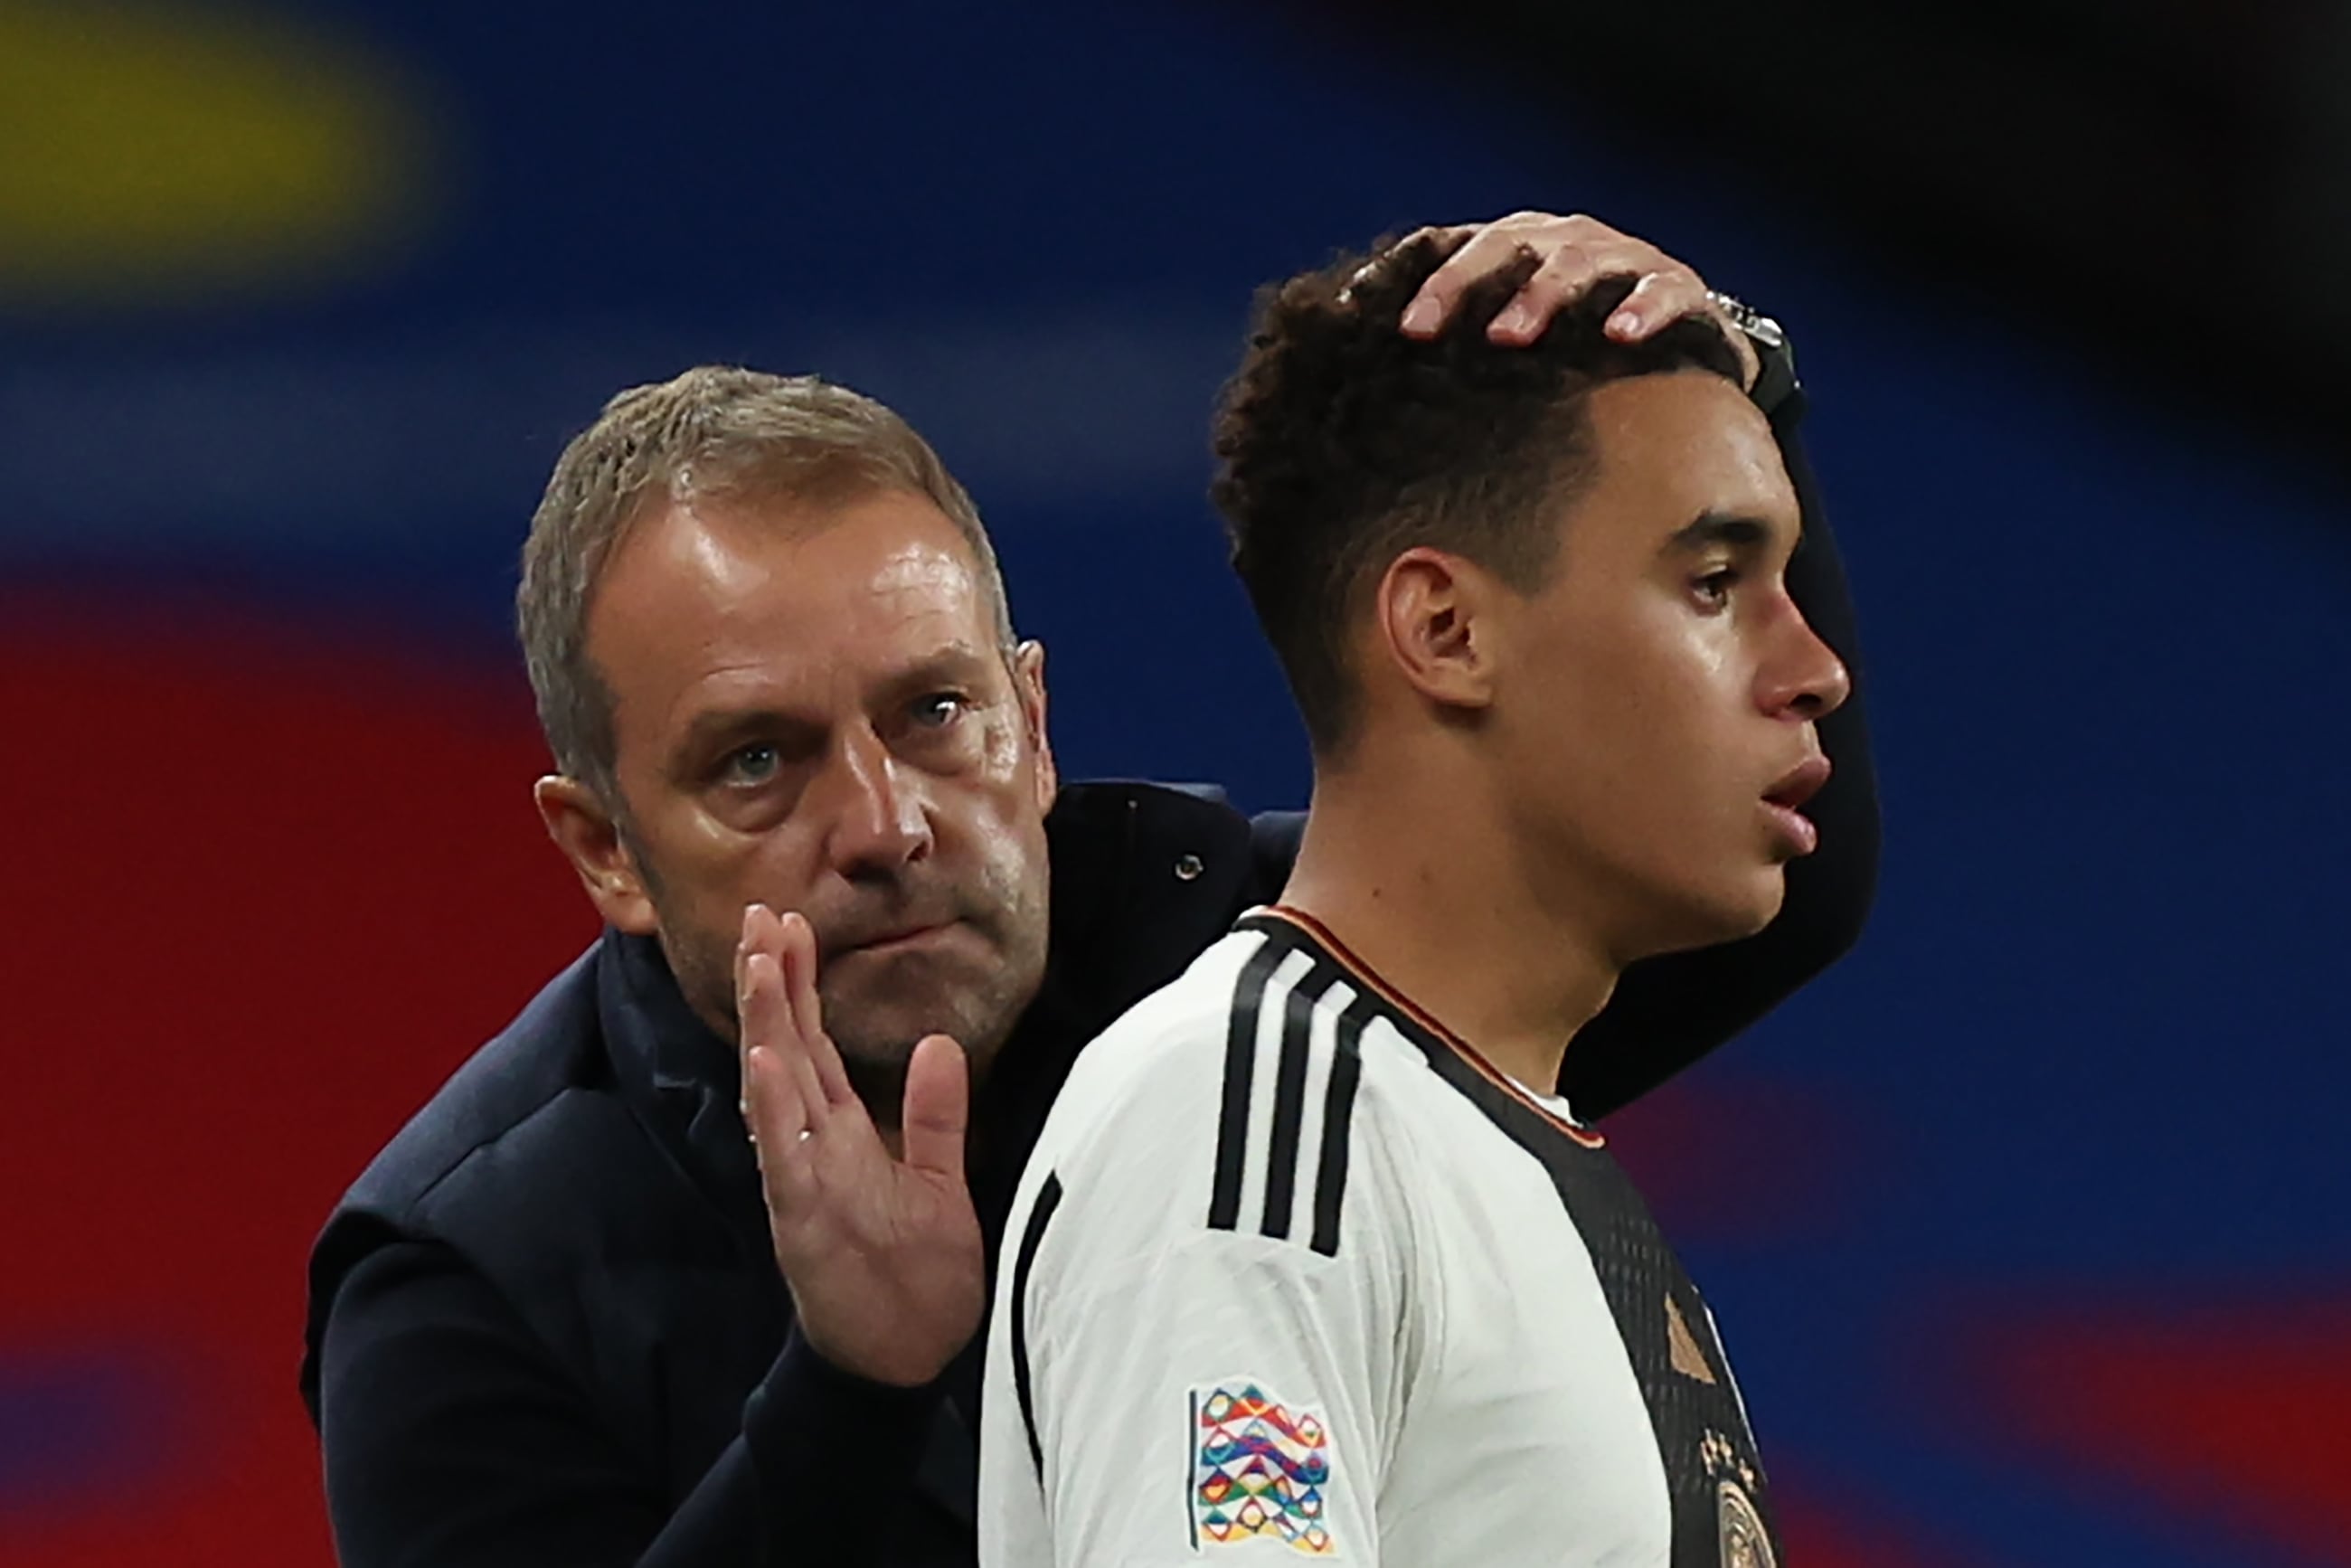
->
<box><xmin>978</xmin><ymin>909</ymin><xmax>1779</xmax><ymax>1567</ymax></box>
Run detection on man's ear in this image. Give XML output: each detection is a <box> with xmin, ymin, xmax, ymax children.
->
<box><xmin>1011</xmin><ymin>638</ymin><xmax>1058</xmax><ymax>812</ymax></box>
<box><xmin>533</xmin><ymin>775</ymin><xmax>659</xmax><ymax>934</ymax></box>
<box><xmin>1373</xmin><ymin>548</ymin><xmax>1499</xmax><ymax>718</ymax></box>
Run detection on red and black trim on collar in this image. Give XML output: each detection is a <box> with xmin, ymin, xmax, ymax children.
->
<box><xmin>1237</xmin><ymin>905</ymin><xmax>1604</xmax><ymax>1150</ymax></box>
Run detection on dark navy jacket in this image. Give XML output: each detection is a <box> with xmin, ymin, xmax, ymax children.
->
<box><xmin>303</xmin><ymin>786</ymin><xmax>1301</xmax><ymax>1565</ymax></box>
<box><xmin>302</xmin><ymin>389</ymin><xmax>1876</xmax><ymax>1568</ymax></box>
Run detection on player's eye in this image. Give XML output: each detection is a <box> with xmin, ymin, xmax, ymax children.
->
<box><xmin>719</xmin><ymin>742</ymin><xmax>780</xmax><ymax>785</ymax></box>
<box><xmin>1691</xmin><ymin>566</ymin><xmax>1740</xmax><ymax>611</ymax></box>
<box><xmin>911</xmin><ymin>691</ymin><xmax>971</xmax><ymax>730</ymax></box>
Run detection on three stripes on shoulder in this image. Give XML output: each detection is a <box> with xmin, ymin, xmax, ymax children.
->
<box><xmin>1207</xmin><ymin>940</ymin><xmax>1376</xmax><ymax>1258</ymax></box>
<box><xmin>1006</xmin><ymin>931</ymin><xmax>1377</xmax><ymax>1477</ymax></box>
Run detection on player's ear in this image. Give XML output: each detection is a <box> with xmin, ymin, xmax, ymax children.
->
<box><xmin>1011</xmin><ymin>638</ymin><xmax>1057</xmax><ymax>810</ymax></box>
<box><xmin>1374</xmin><ymin>548</ymin><xmax>1497</xmax><ymax>717</ymax></box>
<box><xmin>534</xmin><ymin>774</ymin><xmax>659</xmax><ymax>934</ymax></box>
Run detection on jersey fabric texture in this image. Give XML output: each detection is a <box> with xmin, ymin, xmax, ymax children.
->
<box><xmin>979</xmin><ymin>910</ymin><xmax>1778</xmax><ymax>1567</ymax></box>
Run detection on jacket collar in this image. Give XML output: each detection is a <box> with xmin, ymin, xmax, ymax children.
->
<box><xmin>595</xmin><ymin>924</ymin><xmax>770</xmax><ymax>1249</ymax></box>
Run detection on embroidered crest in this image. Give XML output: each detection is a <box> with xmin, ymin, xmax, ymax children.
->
<box><xmin>1702</xmin><ymin>1429</ymin><xmax>1776</xmax><ymax>1568</ymax></box>
<box><xmin>1189</xmin><ymin>1382</ymin><xmax>1336</xmax><ymax>1555</ymax></box>
<box><xmin>1717</xmin><ymin>1479</ymin><xmax>1775</xmax><ymax>1568</ymax></box>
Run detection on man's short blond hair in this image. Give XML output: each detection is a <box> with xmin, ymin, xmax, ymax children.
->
<box><xmin>517</xmin><ymin>366</ymin><xmax>1014</xmax><ymax>800</ymax></box>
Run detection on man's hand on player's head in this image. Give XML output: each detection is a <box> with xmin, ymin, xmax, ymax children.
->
<box><xmin>1391</xmin><ymin>211</ymin><xmax>1761</xmax><ymax>391</ymax></box>
<box><xmin>736</xmin><ymin>902</ymin><xmax>986</xmax><ymax>1388</ymax></box>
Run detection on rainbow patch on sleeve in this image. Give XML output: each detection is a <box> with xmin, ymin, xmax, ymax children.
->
<box><xmin>1189</xmin><ymin>1382</ymin><xmax>1337</xmax><ymax>1555</ymax></box>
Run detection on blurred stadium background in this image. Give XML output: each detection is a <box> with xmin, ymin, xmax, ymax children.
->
<box><xmin>5</xmin><ymin>1</ymin><xmax>2348</xmax><ymax>1563</ymax></box>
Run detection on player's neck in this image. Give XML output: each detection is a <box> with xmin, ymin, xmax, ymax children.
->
<box><xmin>1280</xmin><ymin>769</ymin><xmax>1621</xmax><ymax>1100</ymax></box>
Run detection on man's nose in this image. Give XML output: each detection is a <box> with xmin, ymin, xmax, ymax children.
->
<box><xmin>817</xmin><ymin>726</ymin><xmax>934</xmax><ymax>875</ymax></box>
<box><xmin>1760</xmin><ymin>607</ymin><xmax>1852</xmax><ymax>723</ymax></box>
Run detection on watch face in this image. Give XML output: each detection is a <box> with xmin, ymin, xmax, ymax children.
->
<box><xmin>1709</xmin><ymin>290</ymin><xmax>1787</xmax><ymax>351</ymax></box>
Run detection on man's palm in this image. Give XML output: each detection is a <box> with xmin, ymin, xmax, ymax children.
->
<box><xmin>738</xmin><ymin>905</ymin><xmax>986</xmax><ymax>1388</ymax></box>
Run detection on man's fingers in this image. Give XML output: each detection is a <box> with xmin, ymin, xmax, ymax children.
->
<box><xmin>737</xmin><ymin>902</ymin><xmax>793</xmax><ymax>1034</ymax></box>
<box><xmin>738</xmin><ymin>940</ymin><xmax>784</xmax><ymax>1058</ymax></box>
<box><xmin>742</xmin><ymin>1030</ymin><xmax>807</xmax><ymax>1148</ymax></box>
<box><xmin>780</xmin><ymin>913</ymin><xmax>857</xmax><ymax>1110</ymax></box>
<box><xmin>1604</xmin><ymin>273</ymin><xmax>1760</xmax><ymax>388</ymax></box>
<box><xmin>778</xmin><ymin>912</ymin><xmax>824</xmax><ymax>1047</ymax></box>
<box><xmin>1402</xmin><ymin>225</ymin><xmax>1538</xmax><ymax>337</ymax></box>
<box><xmin>736</xmin><ymin>902</ymin><xmax>779</xmax><ymax>1010</ymax></box>
<box><xmin>750</xmin><ymin>902</ymin><xmax>788</xmax><ymax>959</ymax></box>
<box><xmin>744</xmin><ymin>1044</ymin><xmax>818</xmax><ymax>1211</ymax></box>
<box><xmin>1487</xmin><ymin>243</ymin><xmax>1607</xmax><ymax>344</ymax></box>
<box><xmin>899</xmin><ymin>1034</ymin><xmax>970</xmax><ymax>1181</ymax></box>
<box><xmin>1602</xmin><ymin>269</ymin><xmax>1711</xmax><ymax>342</ymax></box>
<box><xmin>1389</xmin><ymin>212</ymin><xmax>1750</xmax><ymax>354</ymax></box>
<box><xmin>748</xmin><ymin>947</ymin><xmax>830</xmax><ymax>1134</ymax></box>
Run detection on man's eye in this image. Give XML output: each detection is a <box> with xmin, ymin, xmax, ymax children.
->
<box><xmin>721</xmin><ymin>743</ymin><xmax>780</xmax><ymax>784</ymax></box>
<box><xmin>911</xmin><ymin>692</ymin><xmax>970</xmax><ymax>729</ymax></box>
<box><xmin>1693</xmin><ymin>567</ymin><xmax>1740</xmax><ymax>609</ymax></box>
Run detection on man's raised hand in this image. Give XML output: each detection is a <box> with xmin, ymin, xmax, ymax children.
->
<box><xmin>736</xmin><ymin>903</ymin><xmax>986</xmax><ymax>1387</ymax></box>
<box><xmin>1390</xmin><ymin>211</ymin><xmax>1762</xmax><ymax>391</ymax></box>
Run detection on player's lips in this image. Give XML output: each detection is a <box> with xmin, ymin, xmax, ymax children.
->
<box><xmin>836</xmin><ymin>921</ymin><xmax>953</xmax><ymax>958</ymax></box>
<box><xmin>1761</xmin><ymin>755</ymin><xmax>1831</xmax><ymax>855</ymax></box>
<box><xmin>1763</xmin><ymin>754</ymin><xmax>1831</xmax><ymax>813</ymax></box>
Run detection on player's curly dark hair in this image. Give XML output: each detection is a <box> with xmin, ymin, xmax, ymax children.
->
<box><xmin>1212</xmin><ymin>232</ymin><xmax>1748</xmax><ymax>758</ymax></box>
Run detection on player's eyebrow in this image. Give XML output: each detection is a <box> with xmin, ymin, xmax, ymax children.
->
<box><xmin>666</xmin><ymin>640</ymin><xmax>998</xmax><ymax>778</ymax></box>
<box><xmin>1661</xmin><ymin>509</ymin><xmax>1795</xmax><ymax>556</ymax></box>
<box><xmin>869</xmin><ymin>642</ymin><xmax>996</xmax><ymax>709</ymax></box>
<box><xmin>670</xmin><ymin>704</ymin><xmax>826</xmax><ymax>778</ymax></box>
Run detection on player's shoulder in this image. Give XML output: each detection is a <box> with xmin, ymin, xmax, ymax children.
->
<box><xmin>1030</xmin><ymin>916</ymin><xmax>1434</xmax><ymax>1247</ymax></box>
<box><xmin>1046</xmin><ymin>925</ymin><xmax>1276</xmax><ymax>1125</ymax></box>
<box><xmin>1056</xmin><ymin>915</ymin><xmax>1431</xmax><ymax>1112</ymax></box>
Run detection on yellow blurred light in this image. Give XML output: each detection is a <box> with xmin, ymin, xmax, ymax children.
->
<box><xmin>0</xmin><ymin>0</ymin><xmax>436</xmax><ymax>307</ymax></box>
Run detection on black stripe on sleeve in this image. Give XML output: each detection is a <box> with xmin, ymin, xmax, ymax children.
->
<box><xmin>1258</xmin><ymin>974</ymin><xmax>1322</xmax><ymax>1241</ymax></box>
<box><xmin>1207</xmin><ymin>940</ymin><xmax>1288</xmax><ymax>1232</ymax></box>
<box><xmin>1011</xmin><ymin>1171</ymin><xmax>1064</xmax><ymax>1477</ymax></box>
<box><xmin>1308</xmin><ymin>994</ymin><xmax>1375</xmax><ymax>1258</ymax></box>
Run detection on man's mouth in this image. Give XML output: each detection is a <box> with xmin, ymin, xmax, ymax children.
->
<box><xmin>831</xmin><ymin>921</ymin><xmax>953</xmax><ymax>959</ymax></box>
<box><xmin>1763</xmin><ymin>754</ymin><xmax>1832</xmax><ymax>814</ymax></box>
<box><xmin>1761</xmin><ymin>755</ymin><xmax>1831</xmax><ymax>855</ymax></box>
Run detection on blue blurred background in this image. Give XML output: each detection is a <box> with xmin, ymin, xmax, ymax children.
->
<box><xmin>5</xmin><ymin>2</ymin><xmax>2347</xmax><ymax>1563</ymax></box>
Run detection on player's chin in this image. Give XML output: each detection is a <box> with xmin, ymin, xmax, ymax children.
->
<box><xmin>1631</xmin><ymin>873</ymin><xmax>1780</xmax><ymax>959</ymax></box>
<box><xmin>1729</xmin><ymin>864</ymin><xmax>1789</xmax><ymax>935</ymax></box>
<box><xmin>1681</xmin><ymin>864</ymin><xmax>1787</xmax><ymax>948</ymax></box>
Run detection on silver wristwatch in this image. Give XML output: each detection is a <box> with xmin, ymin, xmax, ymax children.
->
<box><xmin>1706</xmin><ymin>289</ymin><xmax>1799</xmax><ymax>413</ymax></box>
<box><xmin>1705</xmin><ymin>289</ymin><xmax>1785</xmax><ymax>353</ymax></box>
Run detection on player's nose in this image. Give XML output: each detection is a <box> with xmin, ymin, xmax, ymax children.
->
<box><xmin>1759</xmin><ymin>606</ymin><xmax>1850</xmax><ymax>722</ymax></box>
